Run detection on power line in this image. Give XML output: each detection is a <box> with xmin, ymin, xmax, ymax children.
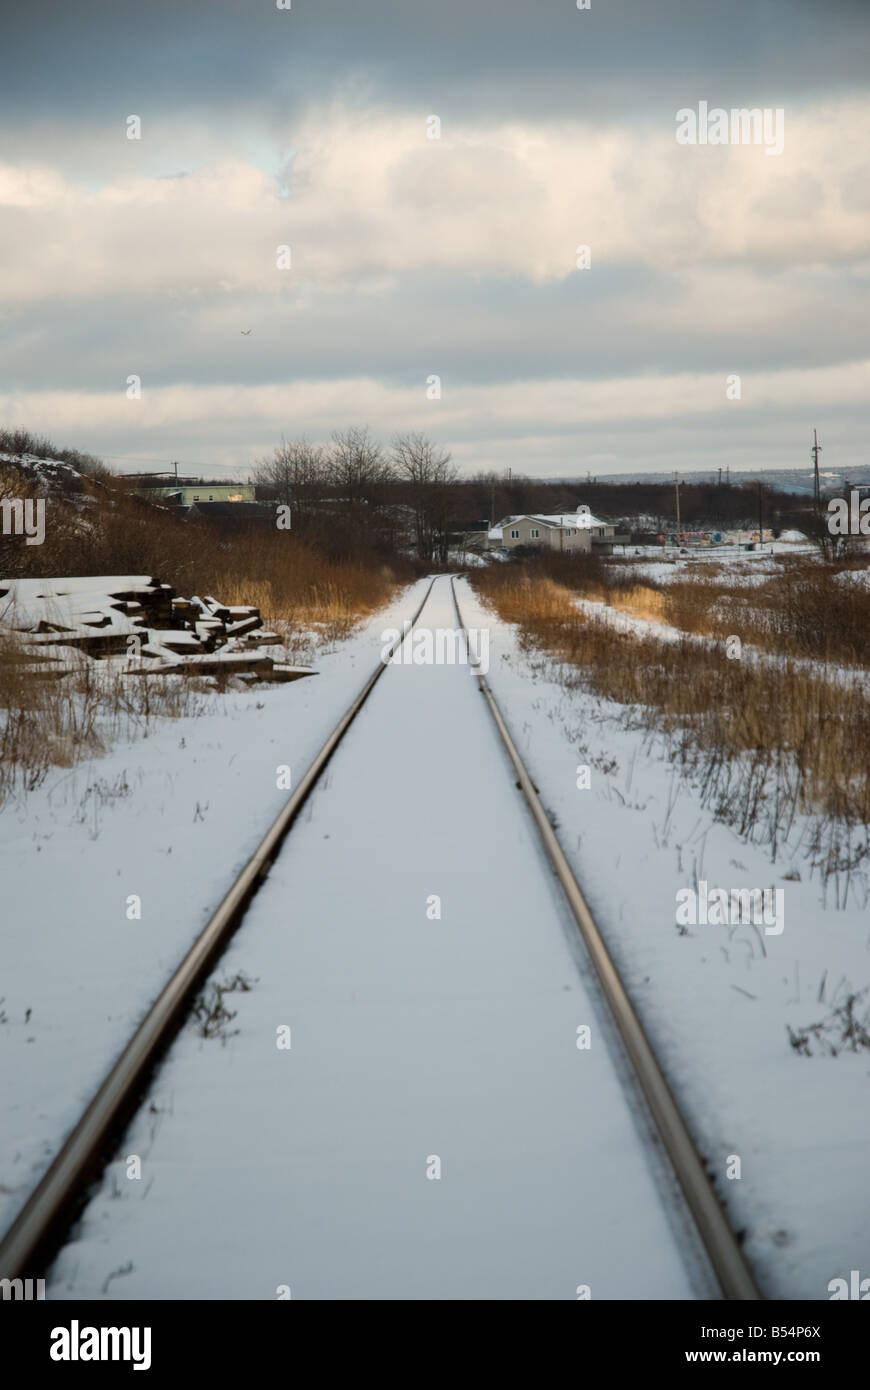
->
<box><xmin>99</xmin><ymin>454</ymin><xmax>253</xmax><ymax>476</ymax></box>
<box><xmin>102</xmin><ymin>456</ymin><xmax>222</xmax><ymax>468</ymax></box>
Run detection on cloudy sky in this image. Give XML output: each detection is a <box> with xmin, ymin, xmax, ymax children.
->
<box><xmin>1</xmin><ymin>0</ymin><xmax>868</xmax><ymax>479</ymax></box>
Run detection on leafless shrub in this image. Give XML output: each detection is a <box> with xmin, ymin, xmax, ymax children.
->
<box><xmin>190</xmin><ymin>971</ymin><xmax>258</xmax><ymax>1043</ymax></box>
<box><xmin>788</xmin><ymin>987</ymin><xmax>870</xmax><ymax>1057</ymax></box>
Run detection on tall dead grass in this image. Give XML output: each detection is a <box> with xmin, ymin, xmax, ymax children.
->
<box><xmin>501</xmin><ymin>549</ymin><xmax>870</xmax><ymax>668</ymax></box>
<box><xmin>0</xmin><ymin>632</ymin><xmax>208</xmax><ymax>804</ymax></box>
<box><xmin>662</xmin><ymin>565</ymin><xmax>870</xmax><ymax>667</ymax></box>
<box><xmin>0</xmin><ymin>492</ymin><xmax>413</xmax><ymax>801</ymax></box>
<box><xmin>473</xmin><ymin>562</ymin><xmax>870</xmax><ymax>903</ymax></box>
<box><xmin>3</xmin><ymin>488</ymin><xmax>413</xmax><ymax>624</ymax></box>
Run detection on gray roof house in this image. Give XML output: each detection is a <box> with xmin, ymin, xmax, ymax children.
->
<box><xmin>487</xmin><ymin>506</ymin><xmax>624</xmax><ymax>553</ymax></box>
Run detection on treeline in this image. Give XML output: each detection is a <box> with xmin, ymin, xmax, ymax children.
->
<box><xmin>2</xmin><ymin>423</ymin><xmax>823</xmax><ymax>573</ymax></box>
<box><xmin>251</xmin><ymin>428</ymin><xmax>456</xmax><ymax>565</ymax></box>
<box><xmin>0</xmin><ymin>426</ymin><xmax>420</xmax><ymax>618</ymax></box>
<box><xmin>448</xmin><ymin>475</ymin><xmax>818</xmax><ymax>534</ymax></box>
<box><xmin>253</xmin><ymin>432</ymin><xmax>820</xmax><ymax>547</ymax></box>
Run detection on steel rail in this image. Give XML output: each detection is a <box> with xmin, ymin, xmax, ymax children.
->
<box><xmin>450</xmin><ymin>575</ymin><xmax>761</xmax><ymax>1301</ymax></box>
<box><xmin>0</xmin><ymin>578</ymin><xmax>437</xmax><ymax>1280</ymax></box>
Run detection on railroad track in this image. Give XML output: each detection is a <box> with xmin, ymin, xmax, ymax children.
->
<box><xmin>449</xmin><ymin>577</ymin><xmax>761</xmax><ymax>1301</ymax></box>
<box><xmin>0</xmin><ymin>581</ymin><xmax>437</xmax><ymax>1282</ymax></box>
<box><xmin>0</xmin><ymin>574</ymin><xmax>761</xmax><ymax>1299</ymax></box>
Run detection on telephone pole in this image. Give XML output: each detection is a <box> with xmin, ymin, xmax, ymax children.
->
<box><xmin>812</xmin><ymin>429</ymin><xmax>822</xmax><ymax>513</ymax></box>
<box><xmin>757</xmin><ymin>480</ymin><xmax>764</xmax><ymax>550</ymax></box>
<box><xmin>674</xmin><ymin>470</ymin><xmax>681</xmax><ymax>547</ymax></box>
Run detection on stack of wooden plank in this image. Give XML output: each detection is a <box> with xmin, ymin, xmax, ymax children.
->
<box><xmin>0</xmin><ymin>576</ymin><xmax>315</xmax><ymax>684</ymax></box>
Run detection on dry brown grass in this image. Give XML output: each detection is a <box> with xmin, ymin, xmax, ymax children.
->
<box><xmin>0</xmin><ymin>492</ymin><xmax>413</xmax><ymax>801</ymax></box>
<box><xmin>602</xmin><ymin>584</ymin><xmax>669</xmax><ymax>625</ymax></box>
<box><xmin>473</xmin><ymin>560</ymin><xmax>870</xmax><ymax>899</ymax></box>
<box><xmin>3</xmin><ymin>486</ymin><xmax>413</xmax><ymax>624</ymax></box>
<box><xmin>486</xmin><ymin>571</ymin><xmax>670</xmax><ymax>628</ymax></box>
<box><xmin>476</xmin><ymin>574</ymin><xmax>577</xmax><ymax>626</ymax></box>
<box><xmin>661</xmin><ymin>564</ymin><xmax>870</xmax><ymax>666</ymax></box>
<box><xmin>0</xmin><ymin>631</ymin><xmax>209</xmax><ymax>804</ymax></box>
<box><xmin>513</xmin><ymin>549</ymin><xmax>870</xmax><ymax>667</ymax></box>
<box><xmin>201</xmin><ymin>530</ymin><xmax>406</xmax><ymax>631</ymax></box>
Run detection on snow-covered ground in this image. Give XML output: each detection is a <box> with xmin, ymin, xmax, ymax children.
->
<box><xmin>45</xmin><ymin>578</ymin><xmax>706</xmax><ymax>1301</ymax></box>
<box><xmin>0</xmin><ymin>580</ymin><xmax>432</xmax><ymax>1235</ymax></box>
<box><xmin>5</xmin><ymin>570</ymin><xmax>868</xmax><ymax>1300</ymax></box>
<box><xmin>456</xmin><ymin>578</ymin><xmax>870</xmax><ymax>1300</ymax></box>
<box><xmin>834</xmin><ymin>568</ymin><xmax>870</xmax><ymax>591</ymax></box>
<box><xmin>564</xmin><ymin>593</ymin><xmax>870</xmax><ymax>695</ymax></box>
<box><xmin>612</xmin><ymin>543</ymin><xmax>818</xmax><ymax>588</ymax></box>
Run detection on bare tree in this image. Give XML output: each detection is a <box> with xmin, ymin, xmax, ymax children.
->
<box><xmin>329</xmin><ymin>426</ymin><xmax>394</xmax><ymax>514</ymax></box>
<box><xmin>392</xmin><ymin>432</ymin><xmax>456</xmax><ymax>564</ymax></box>
<box><xmin>801</xmin><ymin>506</ymin><xmax>844</xmax><ymax>563</ymax></box>
<box><xmin>251</xmin><ymin>438</ymin><xmax>328</xmax><ymax>520</ymax></box>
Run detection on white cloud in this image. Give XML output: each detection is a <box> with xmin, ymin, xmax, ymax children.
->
<box><xmin>1</xmin><ymin>99</ymin><xmax>869</xmax><ymax>304</ymax></box>
<box><xmin>3</xmin><ymin>93</ymin><xmax>868</xmax><ymax>475</ymax></box>
<box><xmin>3</xmin><ymin>358</ymin><xmax>866</xmax><ymax>453</ymax></box>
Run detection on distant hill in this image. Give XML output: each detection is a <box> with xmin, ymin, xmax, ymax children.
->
<box><xmin>537</xmin><ymin>467</ymin><xmax>870</xmax><ymax>496</ymax></box>
<box><xmin>0</xmin><ymin>429</ymin><xmax>111</xmax><ymax>497</ymax></box>
<box><xmin>0</xmin><ymin>450</ymin><xmax>91</xmax><ymax>496</ymax></box>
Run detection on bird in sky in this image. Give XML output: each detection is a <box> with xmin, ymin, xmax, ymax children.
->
<box><xmin>241</xmin><ymin>329</ymin><xmax>252</xmax><ymax>335</ymax></box>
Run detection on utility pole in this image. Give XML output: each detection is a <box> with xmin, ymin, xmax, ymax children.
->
<box><xmin>674</xmin><ymin>470</ymin><xmax>681</xmax><ymax>547</ymax></box>
<box><xmin>757</xmin><ymin>480</ymin><xmax>764</xmax><ymax>550</ymax></box>
<box><xmin>812</xmin><ymin>428</ymin><xmax>822</xmax><ymax>513</ymax></box>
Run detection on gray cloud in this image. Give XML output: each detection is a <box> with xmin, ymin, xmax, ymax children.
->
<box><xmin>3</xmin><ymin>0</ymin><xmax>869</xmax><ymax>124</ymax></box>
<box><xmin>2</xmin><ymin>263</ymin><xmax>868</xmax><ymax>393</ymax></box>
<box><xmin>1</xmin><ymin>0</ymin><xmax>869</xmax><ymax>475</ymax></box>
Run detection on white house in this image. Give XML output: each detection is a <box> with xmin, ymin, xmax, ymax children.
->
<box><xmin>487</xmin><ymin>506</ymin><xmax>620</xmax><ymax>553</ymax></box>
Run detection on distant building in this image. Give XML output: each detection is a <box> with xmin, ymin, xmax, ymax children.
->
<box><xmin>132</xmin><ymin>476</ymin><xmax>256</xmax><ymax>506</ymax></box>
<box><xmin>487</xmin><ymin>506</ymin><xmax>626</xmax><ymax>554</ymax></box>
